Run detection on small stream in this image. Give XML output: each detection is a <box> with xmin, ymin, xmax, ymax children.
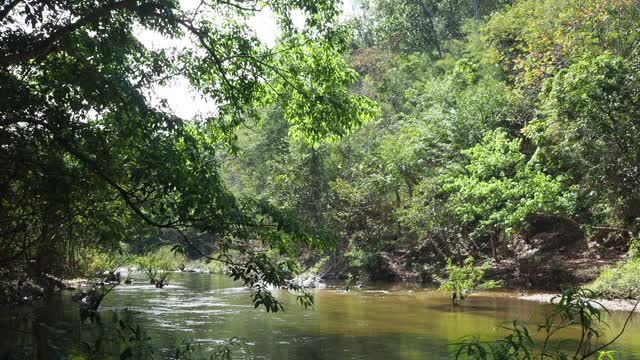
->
<box><xmin>2</xmin><ymin>273</ymin><xmax>639</xmax><ymax>359</ymax></box>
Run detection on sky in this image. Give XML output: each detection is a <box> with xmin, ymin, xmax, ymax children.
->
<box><xmin>137</xmin><ymin>0</ymin><xmax>356</xmax><ymax>119</ymax></box>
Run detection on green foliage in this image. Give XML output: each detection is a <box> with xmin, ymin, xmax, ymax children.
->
<box><xmin>68</xmin><ymin>311</ymin><xmax>155</xmax><ymax>360</ymax></box>
<box><xmin>180</xmin><ymin>258</ymin><xmax>201</xmax><ymax>271</ymax></box>
<box><xmin>0</xmin><ymin>0</ymin><xmax>377</xmax><ymax>311</ymax></box>
<box><xmin>75</xmin><ymin>242</ymin><xmax>134</xmax><ymax>281</ymax></box>
<box><xmin>3</xmin><ymin>1</ymin><xmax>640</xmax><ymax>358</ymax></box>
<box><xmin>136</xmin><ymin>246</ymin><xmax>181</xmax><ymax>288</ymax></box>
<box><xmin>3</xmin><ymin>0</ymin><xmax>637</xmax><ymax>318</ymax></box>
<box><xmin>344</xmin><ymin>240</ymin><xmax>384</xmax><ymax>282</ymax></box>
<box><xmin>485</xmin><ymin>0</ymin><xmax>640</xmax><ymax>89</ymax></box>
<box><xmin>444</xmin><ymin>129</ymin><xmax>575</xmax><ymax>239</ymax></box>
<box><xmin>361</xmin><ymin>0</ymin><xmax>507</xmax><ymax>57</ymax></box>
<box><xmin>205</xmin><ymin>260</ymin><xmax>224</xmax><ymax>275</ymax></box>
<box><xmin>597</xmin><ymin>351</ymin><xmax>617</xmax><ymax>360</ymax></box>
<box><xmin>436</xmin><ymin>257</ymin><xmax>499</xmax><ymax>305</ymax></box>
<box><xmin>220</xmin><ymin>0</ymin><xmax>640</xmax><ymax>287</ymax></box>
<box><xmin>78</xmin><ymin>250</ymin><xmax>122</xmax><ymax>278</ymax></box>
<box><xmin>452</xmin><ymin>288</ymin><xmax>634</xmax><ymax>359</ymax></box>
<box><xmin>589</xmin><ymin>257</ymin><xmax>640</xmax><ymax>299</ymax></box>
<box><xmin>529</xmin><ymin>53</ymin><xmax>640</xmax><ymax>223</ymax></box>
<box><xmin>629</xmin><ymin>237</ymin><xmax>640</xmax><ymax>260</ymax></box>
<box><xmin>266</xmin><ymin>33</ymin><xmax>380</xmax><ymax>145</ymax></box>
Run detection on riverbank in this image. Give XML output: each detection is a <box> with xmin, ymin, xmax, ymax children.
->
<box><xmin>519</xmin><ymin>293</ymin><xmax>640</xmax><ymax>313</ymax></box>
<box><xmin>314</xmin><ymin>236</ymin><xmax>629</xmax><ymax>291</ymax></box>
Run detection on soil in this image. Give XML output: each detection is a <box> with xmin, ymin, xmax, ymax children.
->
<box><xmin>316</xmin><ymin>237</ymin><xmax>628</xmax><ymax>292</ymax></box>
<box><xmin>488</xmin><ymin>237</ymin><xmax>627</xmax><ymax>291</ymax></box>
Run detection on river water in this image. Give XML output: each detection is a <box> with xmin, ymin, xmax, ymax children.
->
<box><xmin>2</xmin><ymin>273</ymin><xmax>640</xmax><ymax>359</ymax></box>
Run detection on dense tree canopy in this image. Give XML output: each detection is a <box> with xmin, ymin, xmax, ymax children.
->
<box><xmin>225</xmin><ymin>0</ymin><xmax>640</xmax><ymax>279</ymax></box>
<box><xmin>2</xmin><ymin>1</ymin><xmax>640</xmax><ymax>358</ymax></box>
<box><xmin>0</xmin><ymin>0</ymin><xmax>375</xmax><ymax>309</ymax></box>
<box><xmin>2</xmin><ymin>0</ymin><xmax>640</xmax><ymax>308</ymax></box>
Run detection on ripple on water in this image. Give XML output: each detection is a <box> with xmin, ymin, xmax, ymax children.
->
<box><xmin>184</xmin><ymin>320</ymin><xmax>207</xmax><ymax>326</ymax></box>
<box><xmin>206</xmin><ymin>287</ymin><xmax>248</xmax><ymax>294</ymax></box>
<box><xmin>7</xmin><ymin>273</ymin><xmax>640</xmax><ymax>360</ymax></box>
<box><xmin>146</xmin><ymin>296</ymin><xmax>229</xmax><ymax>308</ymax></box>
<box><xmin>195</xmin><ymin>339</ymin><xmax>229</xmax><ymax>344</ymax></box>
<box><xmin>144</xmin><ymin>307</ymin><xmax>240</xmax><ymax>316</ymax></box>
<box><xmin>169</xmin><ymin>309</ymin><xmax>242</xmax><ymax>315</ymax></box>
<box><xmin>113</xmin><ymin>284</ymin><xmax>186</xmax><ymax>292</ymax></box>
<box><xmin>154</xmin><ymin>319</ymin><xmax>177</xmax><ymax>328</ymax></box>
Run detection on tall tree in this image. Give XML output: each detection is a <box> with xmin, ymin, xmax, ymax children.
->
<box><xmin>0</xmin><ymin>0</ymin><xmax>375</xmax><ymax>309</ymax></box>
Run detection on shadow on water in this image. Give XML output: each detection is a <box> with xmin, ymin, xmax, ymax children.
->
<box><xmin>426</xmin><ymin>303</ymin><xmax>504</xmax><ymax>313</ymax></box>
<box><xmin>1</xmin><ymin>273</ymin><xmax>639</xmax><ymax>359</ymax></box>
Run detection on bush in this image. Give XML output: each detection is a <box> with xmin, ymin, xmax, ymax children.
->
<box><xmin>589</xmin><ymin>257</ymin><xmax>640</xmax><ymax>299</ymax></box>
<box><xmin>180</xmin><ymin>259</ymin><xmax>208</xmax><ymax>272</ymax></box>
<box><xmin>136</xmin><ymin>246</ymin><xmax>182</xmax><ymax>288</ymax></box>
<box><xmin>344</xmin><ymin>241</ymin><xmax>388</xmax><ymax>282</ymax></box>
<box><xmin>629</xmin><ymin>236</ymin><xmax>640</xmax><ymax>260</ymax></box>
<box><xmin>176</xmin><ymin>256</ymin><xmax>226</xmax><ymax>274</ymax></box>
<box><xmin>344</xmin><ymin>241</ymin><xmax>370</xmax><ymax>282</ymax></box>
<box><xmin>79</xmin><ymin>250</ymin><xmax>119</xmax><ymax>277</ymax></box>
<box><xmin>77</xmin><ymin>245</ymin><xmax>132</xmax><ymax>281</ymax></box>
<box><xmin>208</xmin><ymin>258</ymin><xmax>227</xmax><ymax>274</ymax></box>
<box><xmin>436</xmin><ymin>257</ymin><xmax>499</xmax><ymax>305</ymax></box>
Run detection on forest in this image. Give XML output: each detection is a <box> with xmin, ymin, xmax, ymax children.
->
<box><xmin>1</xmin><ymin>0</ymin><xmax>640</xmax><ymax>359</ymax></box>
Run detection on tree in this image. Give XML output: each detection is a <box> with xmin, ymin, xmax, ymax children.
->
<box><xmin>443</xmin><ymin>129</ymin><xmax>574</xmax><ymax>259</ymax></box>
<box><xmin>436</xmin><ymin>256</ymin><xmax>498</xmax><ymax>305</ymax></box>
<box><xmin>529</xmin><ymin>53</ymin><xmax>640</xmax><ymax>226</ymax></box>
<box><xmin>485</xmin><ymin>0</ymin><xmax>640</xmax><ymax>90</ymax></box>
<box><xmin>357</xmin><ymin>0</ymin><xmax>508</xmax><ymax>57</ymax></box>
<box><xmin>0</xmin><ymin>0</ymin><xmax>375</xmax><ymax>310</ymax></box>
<box><xmin>394</xmin><ymin>60</ymin><xmax>518</xmax><ymax>258</ymax></box>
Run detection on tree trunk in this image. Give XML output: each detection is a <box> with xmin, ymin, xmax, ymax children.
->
<box><xmin>415</xmin><ymin>0</ymin><xmax>443</xmax><ymax>58</ymax></box>
<box><xmin>490</xmin><ymin>232</ymin><xmax>499</xmax><ymax>262</ymax></box>
<box><xmin>471</xmin><ymin>0</ymin><xmax>480</xmax><ymax>19</ymax></box>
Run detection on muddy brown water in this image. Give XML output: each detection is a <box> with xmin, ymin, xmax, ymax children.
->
<box><xmin>1</xmin><ymin>273</ymin><xmax>639</xmax><ymax>359</ymax></box>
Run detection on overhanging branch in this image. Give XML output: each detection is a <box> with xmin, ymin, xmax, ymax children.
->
<box><xmin>0</xmin><ymin>1</ymin><xmax>129</xmax><ymax>66</ymax></box>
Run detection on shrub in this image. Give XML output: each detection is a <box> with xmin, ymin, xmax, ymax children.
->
<box><xmin>629</xmin><ymin>236</ymin><xmax>640</xmax><ymax>260</ymax></box>
<box><xmin>182</xmin><ymin>259</ymin><xmax>206</xmax><ymax>272</ymax></box>
<box><xmin>436</xmin><ymin>257</ymin><xmax>499</xmax><ymax>305</ymax></box>
<box><xmin>344</xmin><ymin>241</ymin><xmax>386</xmax><ymax>282</ymax></box>
<box><xmin>79</xmin><ymin>250</ymin><xmax>120</xmax><ymax>277</ymax></box>
<box><xmin>175</xmin><ymin>252</ymin><xmax>187</xmax><ymax>272</ymax></box>
<box><xmin>78</xmin><ymin>245</ymin><xmax>132</xmax><ymax>281</ymax></box>
<box><xmin>589</xmin><ymin>257</ymin><xmax>640</xmax><ymax>299</ymax></box>
<box><xmin>208</xmin><ymin>258</ymin><xmax>227</xmax><ymax>274</ymax></box>
<box><xmin>136</xmin><ymin>246</ymin><xmax>181</xmax><ymax>288</ymax></box>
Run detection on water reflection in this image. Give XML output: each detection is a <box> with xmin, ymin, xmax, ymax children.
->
<box><xmin>1</xmin><ymin>273</ymin><xmax>639</xmax><ymax>359</ymax></box>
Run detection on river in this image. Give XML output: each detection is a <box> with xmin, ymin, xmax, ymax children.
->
<box><xmin>2</xmin><ymin>273</ymin><xmax>640</xmax><ymax>359</ymax></box>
